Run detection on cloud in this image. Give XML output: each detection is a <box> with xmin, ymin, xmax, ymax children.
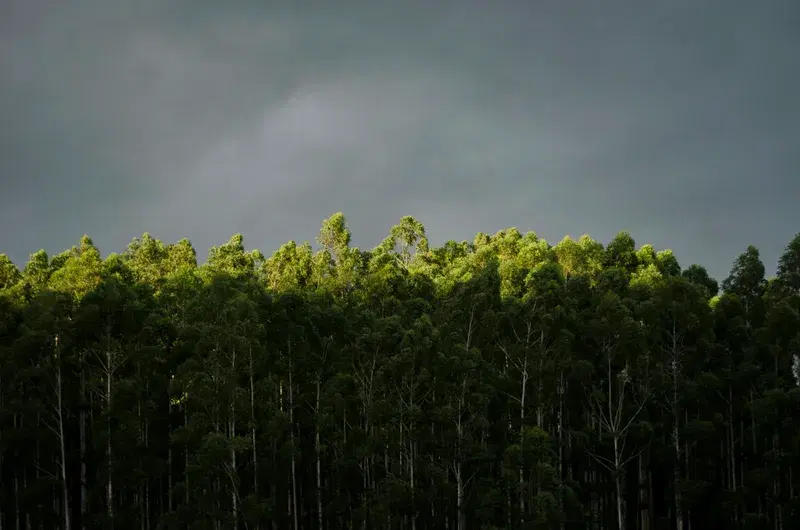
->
<box><xmin>1</xmin><ymin>0</ymin><xmax>798</xmax><ymax>281</ymax></box>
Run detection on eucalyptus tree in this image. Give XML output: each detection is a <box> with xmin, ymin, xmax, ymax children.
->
<box><xmin>3</xmin><ymin>213</ymin><xmax>800</xmax><ymax>530</ymax></box>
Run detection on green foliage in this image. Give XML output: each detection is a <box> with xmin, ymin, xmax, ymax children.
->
<box><xmin>1</xmin><ymin>219</ymin><xmax>799</xmax><ymax>530</ymax></box>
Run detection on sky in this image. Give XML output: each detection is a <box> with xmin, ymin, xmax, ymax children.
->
<box><xmin>1</xmin><ymin>0</ymin><xmax>798</xmax><ymax>282</ymax></box>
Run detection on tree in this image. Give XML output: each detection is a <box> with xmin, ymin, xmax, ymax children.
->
<box><xmin>2</xmin><ymin>215</ymin><xmax>800</xmax><ymax>530</ymax></box>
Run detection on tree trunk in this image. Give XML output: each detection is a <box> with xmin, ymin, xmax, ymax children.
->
<box><xmin>728</xmin><ymin>386</ymin><xmax>737</xmax><ymax>521</ymax></box>
<box><xmin>14</xmin><ymin>463</ymin><xmax>19</xmax><ymax>530</ymax></box>
<box><xmin>455</xmin><ymin>458</ymin><xmax>464</xmax><ymax>530</ymax></box>
<box><xmin>519</xmin><ymin>360</ymin><xmax>528</xmax><ymax>525</ymax></box>
<box><xmin>674</xmin><ymin>421</ymin><xmax>683</xmax><ymax>530</ymax></box>
<box><xmin>410</xmin><ymin>437</ymin><xmax>416</xmax><ymax>530</ymax></box>
<box><xmin>24</xmin><ymin>469</ymin><xmax>31</xmax><ymax>530</ymax></box>
<box><xmin>316</xmin><ymin>377</ymin><xmax>323</xmax><ymax>530</ymax></box>
<box><xmin>230</xmin><ymin>348</ymin><xmax>238</xmax><ymax>530</ymax></box>
<box><xmin>615</xmin><ymin>469</ymin><xmax>624</xmax><ymax>530</ymax></box>
<box><xmin>79</xmin><ymin>362</ymin><xmax>87</xmax><ymax>530</ymax></box>
<box><xmin>639</xmin><ymin>451</ymin><xmax>650</xmax><ymax>530</ymax></box>
<box><xmin>144</xmin><ymin>394</ymin><xmax>150</xmax><ymax>530</ymax></box>
<box><xmin>674</xmin><ymin>389</ymin><xmax>683</xmax><ymax>530</ymax></box>
<box><xmin>558</xmin><ymin>370</ymin><xmax>565</xmax><ymax>530</ymax></box>
<box><xmin>106</xmin><ymin>346</ymin><xmax>114</xmax><ymax>529</ymax></box>
<box><xmin>288</xmin><ymin>344</ymin><xmax>298</xmax><ymax>530</ymax></box>
<box><xmin>184</xmin><ymin>403</ymin><xmax>191</xmax><ymax>507</ymax></box>
<box><xmin>55</xmin><ymin>336</ymin><xmax>72</xmax><ymax>530</ymax></box>
<box><xmin>249</xmin><ymin>346</ymin><xmax>259</xmax><ymax>530</ymax></box>
<box><xmin>167</xmin><ymin>440</ymin><xmax>173</xmax><ymax>514</ymax></box>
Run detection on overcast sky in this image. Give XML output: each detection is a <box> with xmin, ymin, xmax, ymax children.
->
<box><xmin>1</xmin><ymin>0</ymin><xmax>798</xmax><ymax>282</ymax></box>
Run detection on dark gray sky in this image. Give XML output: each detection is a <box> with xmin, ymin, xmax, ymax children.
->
<box><xmin>1</xmin><ymin>0</ymin><xmax>798</xmax><ymax>282</ymax></box>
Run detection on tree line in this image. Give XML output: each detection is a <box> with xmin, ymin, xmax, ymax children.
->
<box><xmin>0</xmin><ymin>213</ymin><xmax>799</xmax><ymax>530</ymax></box>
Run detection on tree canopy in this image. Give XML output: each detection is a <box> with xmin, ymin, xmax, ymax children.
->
<box><xmin>1</xmin><ymin>215</ymin><xmax>799</xmax><ymax>530</ymax></box>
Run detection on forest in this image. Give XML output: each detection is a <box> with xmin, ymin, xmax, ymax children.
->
<box><xmin>0</xmin><ymin>213</ymin><xmax>799</xmax><ymax>530</ymax></box>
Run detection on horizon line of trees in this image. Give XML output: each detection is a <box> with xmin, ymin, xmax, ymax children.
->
<box><xmin>1</xmin><ymin>213</ymin><xmax>799</xmax><ymax>530</ymax></box>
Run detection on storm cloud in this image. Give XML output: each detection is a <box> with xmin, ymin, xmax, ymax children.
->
<box><xmin>1</xmin><ymin>0</ymin><xmax>798</xmax><ymax>281</ymax></box>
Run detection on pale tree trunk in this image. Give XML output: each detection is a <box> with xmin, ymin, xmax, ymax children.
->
<box><xmin>145</xmin><ymin>397</ymin><xmax>150</xmax><ymax>530</ymax></box>
<box><xmin>727</xmin><ymin>384</ymin><xmax>738</xmax><ymax>522</ymax></box>
<box><xmin>774</xmin><ymin>431</ymin><xmax>781</xmax><ymax>530</ymax></box>
<box><xmin>316</xmin><ymin>377</ymin><xmax>324</xmax><ymax>530</ymax></box>
<box><xmin>684</xmin><ymin>423</ymin><xmax>691</xmax><ymax>530</ymax></box>
<box><xmin>106</xmin><ymin>346</ymin><xmax>114</xmax><ymax>529</ymax></box>
<box><xmin>639</xmin><ymin>451</ymin><xmax>650</xmax><ymax>530</ymax></box>
<box><xmin>614</xmin><ymin>435</ymin><xmax>624</xmax><ymax>530</ymax></box>
<box><xmin>213</xmin><ymin>357</ymin><xmax>221</xmax><ymax>530</ymax></box>
<box><xmin>558</xmin><ymin>371</ymin><xmax>565</xmax><ymax>530</ymax></box>
<box><xmin>138</xmin><ymin>394</ymin><xmax>145</xmax><ymax>530</ymax></box>
<box><xmin>79</xmin><ymin>355</ymin><xmax>87</xmax><ymax>530</ymax></box>
<box><xmin>670</xmin><ymin>320</ymin><xmax>683</xmax><ymax>530</ymax></box>
<box><xmin>411</xmin><ymin>439</ymin><xmax>417</xmax><ymax>530</ymax></box>
<box><xmin>454</xmin><ymin>458</ymin><xmax>463</xmax><ymax>530</ymax></box>
<box><xmin>184</xmin><ymin>404</ymin><xmax>190</xmax><ymax>507</ymax></box>
<box><xmin>454</xmin><ymin>381</ymin><xmax>465</xmax><ymax>530</ymax></box>
<box><xmin>248</xmin><ymin>346</ymin><xmax>259</xmax><ymax>530</ymax></box>
<box><xmin>136</xmin><ymin>367</ymin><xmax>151</xmax><ymax>530</ymax></box>
<box><xmin>288</xmin><ymin>342</ymin><xmax>298</xmax><ymax>530</ymax></box>
<box><xmin>519</xmin><ymin>356</ymin><xmax>528</xmax><ymax>525</ymax></box>
<box><xmin>230</xmin><ymin>348</ymin><xmax>238</xmax><ymax>530</ymax></box>
<box><xmin>453</xmin><ymin>376</ymin><xmax>471</xmax><ymax>530</ymax></box>
<box><xmin>54</xmin><ymin>335</ymin><xmax>72</xmax><ymax>530</ymax></box>
<box><xmin>503</xmin><ymin>350</ymin><xmax>512</xmax><ymax>530</ymax></box>
<box><xmin>167</xmin><ymin>424</ymin><xmax>173</xmax><ymax>514</ymax></box>
<box><xmin>354</xmin><ymin>349</ymin><xmax>378</xmax><ymax>530</ymax></box>
<box><xmin>24</xmin><ymin>469</ymin><xmax>31</xmax><ymax>530</ymax></box>
<box><xmin>14</xmin><ymin>438</ymin><xmax>19</xmax><ymax>530</ymax></box>
<box><xmin>35</xmin><ymin>413</ymin><xmax>43</xmax><ymax>530</ymax></box>
<box><xmin>673</xmin><ymin>421</ymin><xmax>683</xmax><ymax>530</ymax></box>
<box><xmin>312</xmin><ymin>337</ymin><xmax>331</xmax><ymax>530</ymax></box>
<box><xmin>588</xmin><ymin>350</ymin><xmax>646</xmax><ymax>530</ymax></box>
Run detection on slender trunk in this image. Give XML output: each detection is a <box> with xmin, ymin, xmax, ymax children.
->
<box><xmin>610</xmin><ymin>354</ymin><xmax>623</xmax><ymax>530</ymax></box>
<box><xmin>558</xmin><ymin>370</ymin><xmax>565</xmax><ymax>530</ymax></box>
<box><xmin>249</xmin><ymin>346</ymin><xmax>258</xmax><ymax>524</ymax></box>
<box><xmin>24</xmin><ymin>470</ymin><xmax>31</xmax><ymax>530</ymax></box>
<box><xmin>684</xmin><ymin>425</ymin><xmax>691</xmax><ymax>530</ymax></box>
<box><xmin>615</xmin><ymin>460</ymin><xmax>624</xmax><ymax>530</ymax></box>
<box><xmin>230</xmin><ymin>348</ymin><xmax>238</xmax><ymax>530</ymax></box>
<box><xmin>184</xmin><ymin>404</ymin><xmax>190</xmax><ymax>507</ymax></box>
<box><xmin>316</xmin><ymin>377</ymin><xmax>323</xmax><ymax>530</ymax></box>
<box><xmin>728</xmin><ymin>385</ymin><xmax>737</xmax><ymax>521</ymax></box>
<box><xmin>167</xmin><ymin>441</ymin><xmax>173</xmax><ymax>513</ymax></box>
<box><xmin>145</xmin><ymin>392</ymin><xmax>150</xmax><ymax>530</ymax></box>
<box><xmin>35</xmin><ymin>413</ymin><xmax>42</xmax><ymax>530</ymax></box>
<box><xmin>55</xmin><ymin>336</ymin><xmax>72</xmax><ymax>530</ymax></box>
<box><xmin>14</xmin><ymin>464</ymin><xmax>19</xmax><ymax>530</ymax></box>
<box><xmin>138</xmin><ymin>393</ymin><xmax>145</xmax><ymax>530</ymax></box>
<box><xmin>455</xmin><ymin>458</ymin><xmax>463</xmax><ymax>530</ymax></box>
<box><xmin>106</xmin><ymin>346</ymin><xmax>114</xmax><ymax>529</ymax></box>
<box><xmin>639</xmin><ymin>451</ymin><xmax>650</xmax><ymax>530</ymax></box>
<box><xmin>385</xmin><ymin>448</ymin><xmax>391</xmax><ymax>530</ymax></box>
<box><xmin>674</xmin><ymin>421</ymin><xmax>683</xmax><ymax>530</ymax></box>
<box><xmin>674</xmin><ymin>389</ymin><xmax>683</xmax><ymax>530</ymax></box>
<box><xmin>288</xmin><ymin>344</ymin><xmax>298</xmax><ymax>530</ymax></box>
<box><xmin>79</xmin><ymin>360</ymin><xmax>87</xmax><ymax>530</ymax></box>
<box><xmin>410</xmin><ymin>437</ymin><xmax>416</xmax><ymax>530</ymax></box>
<box><xmin>774</xmin><ymin>431</ymin><xmax>781</xmax><ymax>530</ymax></box>
<box><xmin>519</xmin><ymin>361</ymin><xmax>528</xmax><ymax>525</ymax></box>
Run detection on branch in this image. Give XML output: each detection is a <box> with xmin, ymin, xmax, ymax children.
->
<box><xmin>587</xmin><ymin>449</ymin><xmax>617</xmax><ymax>473</ymax></box>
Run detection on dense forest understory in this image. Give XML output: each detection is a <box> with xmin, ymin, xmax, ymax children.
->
<box><xmin>1</xmin><ymin>213</ymin><xmax>799</xmax><ymax>530</ymax></box>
